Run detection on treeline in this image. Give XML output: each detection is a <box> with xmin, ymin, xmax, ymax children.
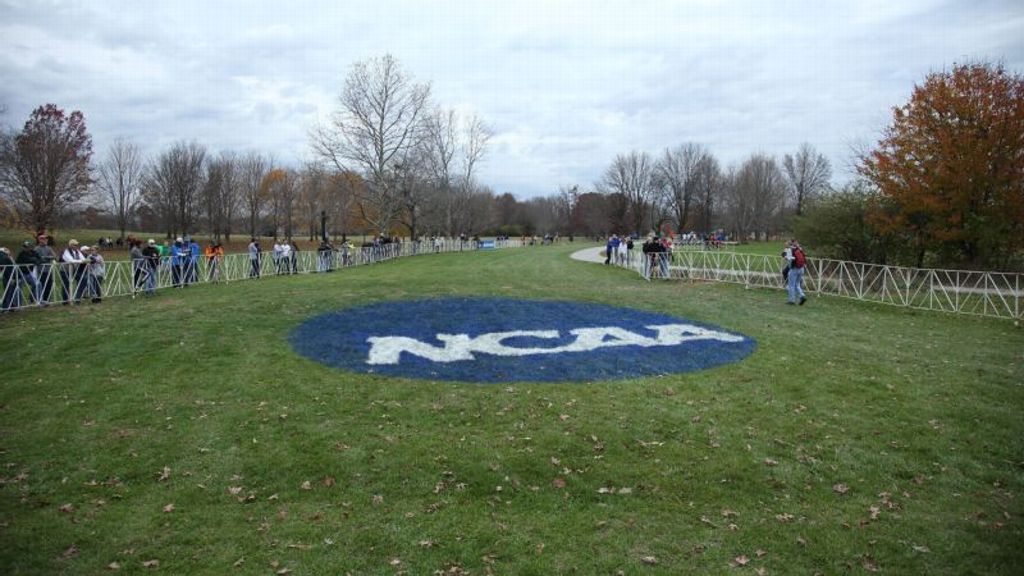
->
<box><xmin>2</xmin><ymin>60</ymin><xmax>1020</xmax><ymax>270</ymax></box>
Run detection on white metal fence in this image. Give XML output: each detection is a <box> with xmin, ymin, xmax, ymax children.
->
<box><xmin>623</xmin><ymin>248</ymin><xmax>1023</xmax><ymax>321</ymax></box>
<box><xmin>0</xmin><ymin>238</ymin><xmax>523</xmax><ymax>313</ymax></box>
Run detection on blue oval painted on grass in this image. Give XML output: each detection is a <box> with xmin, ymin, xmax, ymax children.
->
<box><xmin>290</xmin><ymin>298</ymin><xmax>756</xmax><ymax>383</ymax></box>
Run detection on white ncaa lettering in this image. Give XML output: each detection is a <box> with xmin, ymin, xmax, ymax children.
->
<box><xmin>365</xmin><ymin>323</ymin><xmax>743</xmax><ymax>365</ymax></box>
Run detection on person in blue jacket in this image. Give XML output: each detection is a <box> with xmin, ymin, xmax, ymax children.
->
<box><xmin>188</xmin><ymin>237</ymin><xmax>200</xmax><ymax>285</ymax></box>
<box><xmin>171</xmin><ymin>237</ymin><xmax>185</xmax><ymax>288</ymax></box>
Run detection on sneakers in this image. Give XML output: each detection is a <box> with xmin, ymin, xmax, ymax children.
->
<box><xmin>799</xmin><ymin>296</ymin><xmax>807</xmax><ymax>306</ymax></box>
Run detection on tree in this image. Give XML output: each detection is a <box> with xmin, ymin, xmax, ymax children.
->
<box><xmin>793</xmin><ymin>180</ymin><xmax>893</xmax><ymax>263</ymax></box>
<box><xmin>96</xmin><ymin>138</ymin><xmax>144</xmax><ymax>240</ymax></box>
<box><xmin>726</xmin><ymin>154</ymin><xmax>786</xmax><ymax>241</ymax></box>
<box><xmin>313</xmin><ymin>54</ymin><xmax>431</xmax><ymax>235</ymax></box>
<box><xmin>0</xmin><ymin>104</ymin><xmax>93</xmax><ymax>230</ymax></box>
<box><xmin>783</xmin><ymin>142</ymin><xmax>832</xmax><ymax>216</ymax></box>
<box><xmin>240</xmin><ymin>152</ymin><xmax>269</xmax><ymax>237</ymax></box>
<box><xmin>144</xmin><ymin>141</ymin><xmax>206</xmax><ymax>238</ymax></box>
<box><xmin>201</xmin><ymin>152</ymin><xmax>238</xmax><ymax>243</ymax></box>
<box><xmin>859</xmin><ymin>62</ymin><xmax>1024</xmax><ymax>269</ymax></box>
<box><xmin>655</xmin><ymin>143</ymin><xmax>709</xmax><ymax>233</ymax></box>
<box><xmin>600</xmin><ymin>151</ymin><xmax>655</xmax><ymax>234</ymax></box>
<box><xmin>693</xmin><ymin>153</ymin><xmax>723</xmax><ymax>237</ymax></box>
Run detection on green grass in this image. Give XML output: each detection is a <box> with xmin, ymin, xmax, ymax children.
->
<box><xmin>1</xmin><ymin>243</ymin><xmax>1021</xmax><ymax>574</ymax></box>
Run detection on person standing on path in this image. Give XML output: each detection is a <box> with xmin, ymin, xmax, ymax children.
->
<box><xmin>784</xmin><ymin>239</ymin><xmax>807</xmax><ymax>305</ymax></box>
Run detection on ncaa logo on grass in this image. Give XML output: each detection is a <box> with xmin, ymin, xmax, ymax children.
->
<box><xmin>290</xmin><ymin>298</ymin><xmax>756</xmax><ymax>383</ymax></box>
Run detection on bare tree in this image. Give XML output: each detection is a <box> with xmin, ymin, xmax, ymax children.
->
<box><xmin>240</xmin><ymin>152</ymin><xmax>269</xmax><ymax>237</ymax></box>
<box><xmin>599</xmin><ymin>150</ymin><xmax>656</xmax><ymax>234</ymax></box>
<box><xmin>201</xmin><ymin>152</ymin><xmax>237</xmax><ymax>242</ymax></box>
<box><xmin>728</xmin><ymin>154</ymin><xmax>787</xmax><ymax>241</ymax></box>
<box><xmin>783</xmin><ymin>143</ymin><xmax>832</xmax><ymax>216</ymax></box>
<box><xmin>96</xmin><ymin>138</ymin><xmax>144</xmax><ymax>240</ymax></box>
<box><xmin>693</xmin><ymin>153</ymin><xmax>723</xmax><ymax>236</ymax></box>
<box><xmin>0</xmin><ymin>104</ymin><xmax>93</xmax><ymax>231</ymax></box>
<box><xmin>655</xmin><ymin>143</ymin><xmax>712</xmax><ymax>233</ymax></box>
<box><xmin>144</xmin><ymin>141</ymin><xmax>206</xmax><ymax>238</ymax></box>
<box><xmin>312</xmin><ymin>54</ymin><xmax>431</xmax><ymax>235</ymax></box>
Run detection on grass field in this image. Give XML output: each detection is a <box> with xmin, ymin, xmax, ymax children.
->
<box><xmin>1</xmin><ymin>243</ymin><xmax>1021</xmax><ymax>574</ymax></box>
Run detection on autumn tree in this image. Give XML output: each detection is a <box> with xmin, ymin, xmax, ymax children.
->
<box><xmin>783</xmin><ymin>142</ymin><xmax>831</xmax><ymax>216</ymax></box>
<box><xmin>859</xmin><ymin>62</ymin><xmax>1024</xmax><ymax>269</ymax></box>
<box><xmin>96</xmin><ymin>137</ymin><xmax>144</xmax><ymax>241</ymax></box>
<box><xmin>312</xmin><ymin>54</ymin><xmax>431</xmax><ymax>235</ymax></box>
<box><xmin>201</xmin><ymin>152</ymin><xmax>238</xmax><ymax>242</ymax></box>
<box><xmin>0</xmin><ymin>104</ymin><xmax>93</xmax><ymax>230</ymax></box>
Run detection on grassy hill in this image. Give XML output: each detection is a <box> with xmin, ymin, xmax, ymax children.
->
<box><xmin>0</xmin><ymin>243</ymin><xmax>1021</xmax><ymax>574</ymax></box>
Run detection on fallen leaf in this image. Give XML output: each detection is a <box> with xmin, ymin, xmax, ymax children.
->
<box><xmin>721</xmin><ymin>509</ymin><xmax>738</xmax><ymax>518</ymax></box>
<box><xmin>227</xmin><ymin>486</ymin><xmax>243</xmax><ymax>495</ymax></box>
<box><xmin>912</xmin><ymin>545</ymin><xmax>931</xmax><ymax>553</ymax></box>
<box><xmin>640</xmin><ymin>555</ymin><xmax>658</xmax><ymax>565</ymax></box>
<box><xmin>372</xmin><ymin>494</ymin><xmax>384</xmax><ymax>504</ymax></box>
<box><xmin>796</xmin><ymin>536</ymin><xmax>807</xmax><ymax>547</ymax></box>
<box><xmin>764</xmin><ymin>458</ymin><xmax>778</xmax><ymax>467</ymax></box>
<box><xmin>755</xmin><ymin>549</ymin><xmax>767</xmax><ymax>558</ymax></box>
<box><xmin>60</xmin><ymin>545</ymin><xmax>79</xmax><ymax>559</ymax></box>
<box><xmin>59</xmin><ymin>503</ymin><xmax>75</xmax><ymax>514</ymax></box>
<box><xmin>157</xmin><ymin>467</ymin><xmax>171</xmax><ymax>482</ymax></box>
<box><xmin>732</xmin><ymin>555</ymin><xmax>750</xmax><ymax>567</ymax></box>
<box><xmin>833</xmin><ymin>483</ymin><xmax>850</xmax><ymax>495</ymax></box>
<box><xmin>162</xmin><ymin>503</ymin><xmax>174</xmax><ymax>513</ymax></box>
<box><xmin>552</xmin><ymin>478</ymin><xmax>566</xmax><ymax>489</ymax></box>
<box><xmin>868</xmin><ymin>506</ymin><xmax>880</xmax><ymax>520</ymax></box>
<box><xmin>861</xmin><ymin>556</ymin><xmax>879</xmax><ymax>572</ymax></box>
<box><xmin>141</xmin><ymin>559</ymin><xmax>159</xmax><ymax>568</ymax></box>
<box><xmin>107</xmin><ymin>561</ymin><xmax>121</xmax><ymax>570</ymax></box>
<box><xmin>321</xmin><ymin>477</ymin><xmax>336</xmax><ymax>487</ymax></box>
<box><xmin>755</xmin><ymin>568</ymin><xmax>767</xmax><ymax>576</ymax></box>
<box><xmin>300</xmin><ymin>480</ymin><xmax>312</xmax><ymax>490</ymax></box>
<box><xmin>233</xmin><ymin>557</ymin><xmax>245</xmax><ymax>567</ymax></box>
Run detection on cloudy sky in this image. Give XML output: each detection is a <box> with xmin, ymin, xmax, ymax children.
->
<box><xmin>2</xmin><ymin>0</ymin><xmax>1022</xmax><ymax>198</ymax></box>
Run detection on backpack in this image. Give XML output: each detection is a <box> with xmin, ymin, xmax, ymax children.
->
<box><xmin>792</xmin><ymin>247</ymin><xmax>806</xmax><ymax>269</ymax></box>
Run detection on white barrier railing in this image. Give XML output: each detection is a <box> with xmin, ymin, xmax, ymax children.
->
<box><xmin>620</xmin><ymin>249</ymin><xmax>1023</xmax><ymax>321</ymax></box>
<box><xmin>0</xmin><ymin>238</ymin><xmax>523</xmax><ymax>313</ymax></box>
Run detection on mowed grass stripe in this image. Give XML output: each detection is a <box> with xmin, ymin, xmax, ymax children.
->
<box><xmin>0</xmin><ymin>243</ymin><xmax>1021</xmax><ymax>574</ymax></box>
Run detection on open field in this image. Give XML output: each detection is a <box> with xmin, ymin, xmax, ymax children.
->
<box><xmin>1</xmin><ymin>243</ymin><xmax>1022</xmax><ymax>574</ymax></box>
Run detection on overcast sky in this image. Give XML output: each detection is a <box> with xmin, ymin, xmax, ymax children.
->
<box><xmin>2</xmin><ymin>0</ymin><xmax>1022</xmax><ymax>198</ymax></box>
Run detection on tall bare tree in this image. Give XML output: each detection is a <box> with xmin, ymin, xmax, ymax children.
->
<box><xmin>0</xmin><ymin>104</ymin><xmax>93</xmax><ymax>231</ymax></box>
<box><xmin>144</xmin><ymin>141</ymin><xmax>206</xmax><ymax>238</ymax></box>
<box><xmin>312</xmin><ymin>54</ymin><xmax>431</xmax><ymax>235</ymax></box>
<box><xmin>655</xmin><ymin>143</ymin><xmax>712</xmax><ymax>233</ymax></box>
<box><xmin>240</xmin><ymin>152</ymin><xmax>269</xmax><ymax>237</ymax></box>
<box><xmin>728</xmin><ymin>154</ymin><xmax>787</xmax><ymax>240</ymax></box>
<box><xmin>96</xmin><ymin>137</ymin><xmax>144</xmax><ymax>240</ymax></box>
<box><xmin>201</xmin><ymin>152</ymin><xmax>237</xmax><ymax>242</ymax></box>
<box><xmin>783</xmin><ymin>143</ymin><xmax>832</xmax><ymax>216</ymax></box>
<box><xmin>693</xmin><ymin>153</ymin><xmax>723</xmax><ymax>236</ymax></box>
<box><xmin>600</xmin><ymin>150</ymin><xmax>656</xmax><ymax>234</ymax></box>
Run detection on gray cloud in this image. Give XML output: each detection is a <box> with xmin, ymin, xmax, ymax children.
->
<box><xmin>1</xmin><ymin>0</ymin><xmax>1021</xmax><ymax>197</ymax></box>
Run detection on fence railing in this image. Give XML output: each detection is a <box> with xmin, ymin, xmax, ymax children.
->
<box><xmin>0</xmin><ymin>238</ymin><xmax>523</xmax><ymax>313</ymax></box>
<box><xmin>621</xmin><ymin>249</ymin><xmax>1023</xmax><ymax>321</ymax></box>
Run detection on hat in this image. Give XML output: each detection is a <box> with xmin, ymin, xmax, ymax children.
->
<box><xmin>148</xmin><ymin>239</ymin><xmax>156</xmax><ymax>245</ymax></box>
<box><xmin>176</xmin><ymin>237</ymin><xmax>183</xmax><ymax>243</ymax></box>
<box><xmin>22</xmin><ymin>240</ymin><xmax>32</xmax><ymax>248</ymax></box>
<box><xmin>81</xmin><ymin>245</ymin><xmax>91</xmax><ymax>251</ymax></box>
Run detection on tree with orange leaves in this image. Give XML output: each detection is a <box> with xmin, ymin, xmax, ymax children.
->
<box><xmin>859</xmin><ymin>62</ymin><xmax>1024</xmax><ymax>269</ymax></box>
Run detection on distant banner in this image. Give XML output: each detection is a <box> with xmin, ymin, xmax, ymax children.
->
<box><xmin>479</xmin><ymin>240</ymin><xmax>495</xmax><ymax>249</ymax></box>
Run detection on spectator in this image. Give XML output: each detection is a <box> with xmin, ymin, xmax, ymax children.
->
<box><xmin>34</xmin><ymin>234</ymin><xmax>56</xmax><ymax>305</ymax></box>
<box><xmin>141</xmin><ymin>239</ymin><xmax>160</xmax><ymax>295</ymax></box>
<box><xmin>59</xmin><ymin>239</ymin><xmax>89</xmax><ymax>304</ymax></box>
<box><xmin>15</xmin><ymin>240</ymin><xmax>41</xmax><ymax>305</ymax></box>
<box><xmin>288</xmin><ymin>239</ymin><xmax>299</xmax><ymax>274</ymax></box>
<box><xmin>85</xmin><ymin>246</ymin><xmax>105</xmax><ymax>303</ymax></box>
<box><xmin>0</xmin><ymin>247</ymin><xmax>17</xmax><ymax>311</ymax></box>
<box><xmin>171</xmin><ymin>237</ymin><xmax>185</xmax><ymax>288</ymax></box>
<box><xmin>272</xmin><ymin>238</ymin><xmax>284</xmax><ymax>274</ymax></box>
<box><xmin>205</xmin><ymin>242</ymin><xmax>224</xmax><ymax>281</ymax></box>
<box><xmin>187</xmin><ymin>236</ymin><xmax>200</xmax><ymax>284</ymax></box>
<box><xmin>130</xmin><ymin>239</ymin><xmax>146</xmax><ymax>293</ymax></box>
<box><xmin>280</xmin><ymin>239</ymin><xmax>292</xmax><ymax>274</ymax></box>
<box><xmin>248</xmin><ymin>238</ymin><xmax>261</xmax><ymax>278</ymax></box>
<box><xmin>317</xmin><ymin>239</ymin><xmax>333</xmax><ymax>272</ymax></box>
